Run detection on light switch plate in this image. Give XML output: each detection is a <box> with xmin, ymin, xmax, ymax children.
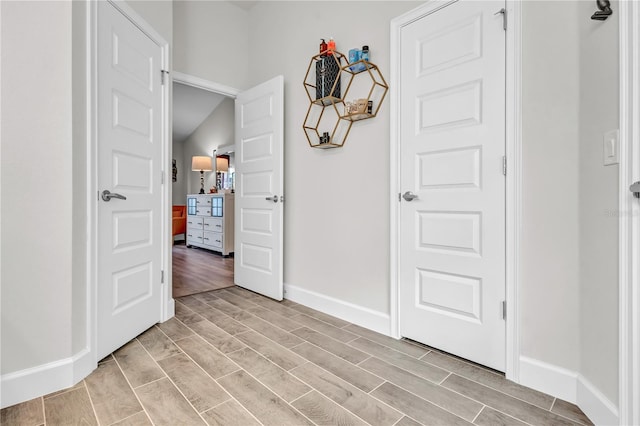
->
<box><xmin>603</xmin><ymin>129</ymin><xmax>619</xmax><ymax>166</ymax></box>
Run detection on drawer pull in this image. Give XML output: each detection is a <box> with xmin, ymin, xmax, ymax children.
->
<box><xmin>216</xmin><ymin>240</ymin><xmax>221</xmax><ymax>243</ymax></box>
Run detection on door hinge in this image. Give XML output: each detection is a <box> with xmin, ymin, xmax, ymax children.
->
<box><xmin>161</xmin><ymin>170</ymin><xmax>165</xmax><ymax>185</ymax></box>
<box><xmin>161</xmin><ymin>270</ymin><xmax>164</xmax><ymax>284</ymax></box>
<box><xmin>502</xmin><ymin>300</ymin><xmax>507</xmax><ymax>319</ymax></box>
<box><xmin>398</xmin><ymin>192</ymin><xmax>402</xmax><ymax>202</ymax></box>
<box><xmin>161</xmin><ymin>69</ymin><xmax>170</xmax><ymax>85</ymax></box>
<box><xmin>495</xmin><ymin>7</ymin><xmax>507</xmax><ymax>31</ymax></box>
<box><xmin>502</xmin><ymin>156</ymin><xmax>507</xmax><ymax>176</ymax></box>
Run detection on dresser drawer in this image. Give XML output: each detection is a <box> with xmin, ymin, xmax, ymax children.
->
<box><xmin>203</xmin><ymin>231</ymin><xmax>223</xmax><ymax>249</ymax></box>
<box><xmin>186</xmin><ymin>229</ymin><xmax>203</xmax><ymax>244</ymax></box>
<box><xmin>186</xmin><ymin>216</ymin><xmax>203</xmax><ymax>228</ymax></box>
<box><xmin>196</xmin><ymin>195</ymin><xmax>212</xmax><ymax>207</ymax></box>
<box><xmin>203</xmin><ymin>217</ymin><xmax>223</xmax><ymax>232</ymax></box>
<box><xmin>194</xmin><ymin>207</ymin><xmax>211</xmax><ymax>216</ymax></box>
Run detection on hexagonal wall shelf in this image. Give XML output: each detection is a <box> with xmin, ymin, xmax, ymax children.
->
<box><xmin>303</xmin><ymin>101</ymin><xmax>353</xmax><ymax>149</ymax></box>
<box><xmin>302</xmin><ymin>50</ymin><xmax>389</xmax><ymax>149</ymax></box>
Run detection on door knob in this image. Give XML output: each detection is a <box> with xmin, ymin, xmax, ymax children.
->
<box><xmin>265</xmin><ymin>196</ymin><xmax>279</xmax><ymax>203</ymax></box>
<box><xmin>101</xmin><ymin>190</ymin><xmax>127</xmax><ymax>202</ymax></box>
<box><xmin>402</xmin><ymin>191</ymin><xmax>418</xmax><ymax>202</ymax></box>
<box><xmin>630</xmin><ymin>181</ymin><xmax>640</xmax><ymax>198</ymax></box>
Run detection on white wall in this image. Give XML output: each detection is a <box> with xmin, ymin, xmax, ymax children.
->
<box><xmin>518</xmin><ymin>1</ymin><xmax>620</xmax><ymax>418</ymax></box>
<box><xmin>126</xmin><ymin>0</ymin><xmax>173</xmax><ymax>48</ymax></box>
<box><xmin>72</xmin><ymin>0</ymin><xmax>87</xmax><ymax>356</ymax></box>
<box><xmin>520</xmin><ymin>0</ymin><xmax>581</xmax><ymax>373</ymax></box>
<box><xmin>173</xmin><ymin>0</ymin><xmax>249</xmax><ymax>90</ymax></box>
<box><xmin>182</xmin><ymin>98</ymin><xmax>235</xmax><ymax>197</ymax></box>
<box><xmin>578</xmin><ymin>0</ymin><xmax>619</xmax><ymax>406</ymax></box>
<box><xmin>1</xmin><ymin>1</ymin><xmax>73</xmax><ymax>374</ymax></box>
<box><xmin>247</xmin><ymin>1</ymin><xmax>421</xmax><ymax>317</ymax></box>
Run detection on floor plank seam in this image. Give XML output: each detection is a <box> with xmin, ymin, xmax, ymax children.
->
<box><xmin>109</xmin><ymin>350</ymin><xmax>153</xmax><ymax>425</ymax></box>
<box><xmin>82</xmin><ymin>379</ymin><xmax>102</xmax><ymax>426</ymax></box>
<box><xmin>287</xmin><ymin>388</ymin><xmax>315</xmax><ymax>405</ymax></box>
<box><xmin>471</xmin><ymin>404</ymin><xmax>486</xmax><ymax>423</ymax></box>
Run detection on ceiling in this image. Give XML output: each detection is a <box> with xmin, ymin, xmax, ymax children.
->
<box><xmin>172</xmin><ymin>82</ymin><xmax>226</xmax><ymax>144</ymax></box>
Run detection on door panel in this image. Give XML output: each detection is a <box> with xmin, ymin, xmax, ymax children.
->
<box><xmin>235</xmin><ymin>76</ymin><xmax>284</xmax><ymax>300</ymax></box>
<box><xmin>399</xmin><ymin>0</ymin><xmax>506</xmax><ymax>371</ymax></box>
<box><xmin>97</xmin><ymin>1</ymin><xmax>163</xmax><ymax>360</ymax></box>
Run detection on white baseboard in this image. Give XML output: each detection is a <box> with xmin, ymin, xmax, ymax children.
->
<box><xmin>283</xmin><ymin>283</ymin><xmax>391</xmax><ymax>336</ymax></box>
<box><xmin>1</xmin><ymin>348</ymin><xmax>94</xmax><ymax>409</ymax></box>
<box><xmin>577</xmin><ymin>375</ymin><xmax>619</xmax><ymax>426</ymax></box>
<box><xmin>519</xmin><ymin>356</ymin><xmax>578</xmax><ymax>403</ymax></box>
<box><xmin>519</xmin><ymin>356</ymin><xmax>619</xmax><ymax>425</ymax></box>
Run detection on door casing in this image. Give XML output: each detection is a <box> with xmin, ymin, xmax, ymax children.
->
<box><xmin>618</xmin><ymin>1</ymin><xmax>640</xmax><ymax>423</ymax></box>
<box><xmin>87</xmin><ymin>0</ymin><xmax>171</xmax><ymax>367</ymax></box>
<box><xmin>390</xmin><ymin>0</ymin><xmax>522</xmax><ymax>382</ymax></box>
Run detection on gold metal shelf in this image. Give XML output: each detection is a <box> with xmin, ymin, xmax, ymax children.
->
<box><xmin>302</xmin><ymin>50</ymin><xmax>388</xmax><ymax>149</ymax></box>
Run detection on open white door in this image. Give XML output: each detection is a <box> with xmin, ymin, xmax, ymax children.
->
<box><xmin>96</xmin><ymin>1</ymin><xmax>164</xmax><ymax>359</ymax></box>
<box><xmin>398</xmin><ymin>1</ymin><xmax>507</xmax><ymax>371</ymax></box>
<box><xmin>234</xmin><ymin>76</ymin><xmax>284</xmax><ymax>300</ymax></box>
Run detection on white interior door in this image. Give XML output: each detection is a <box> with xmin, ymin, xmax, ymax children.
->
<box><xmin>234</xmin><ymin>76</ymin><xmax>284</xmax><ymax>300</ymax></box>
<box><xmin>97</xmin><ymin>1</ymin><xmax>164</xmax><ymax>360</ymax></box>
<box><xmin>398</xmin><ymin>0</ymin><xmax>507</xmax><ymax>371</ymax></box>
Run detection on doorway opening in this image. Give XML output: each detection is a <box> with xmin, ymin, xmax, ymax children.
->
<box><xmin>171</xmin><ymin>74</ymin><xmax>240</xmax><ymax>298</ymax></box>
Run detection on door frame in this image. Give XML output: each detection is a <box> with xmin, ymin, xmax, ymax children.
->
<box><xmin>618</xmin><ymin>1</ymin><xmax>639</xmax><ymax>423</ymax></box>
<box><xmin>173</xmin><ymin>71</ymin><xmax>240</xmax><ymax>99</ymax></box>
<box><xmin>170</xmin><ymin>71</ymin><xmax>240</xmax><ymax>290</ymax></box>
<box><xmin>389</xmin><ymin>0</ymin><xmax>522</xmax><ymax>380</ymax></box>
<box><xmin>87</xmin><ymin>0</ymin><xmax>171</xmax><ymax>366</ymax></box>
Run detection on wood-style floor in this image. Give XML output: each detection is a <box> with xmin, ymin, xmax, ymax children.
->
<box><xmin>1</xmin><ymin>287</ymin><xmax>593</xmax><ymax>426</ymax></box>
<box><xmin>172</xmin><ymin>241</ymin><xmax>234</xmax><ymax>298</ymax></box>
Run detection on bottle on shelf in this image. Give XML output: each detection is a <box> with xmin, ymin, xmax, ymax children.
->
<box><xmin>320</xmin><ymin>39</ymin><xmax>327</xmax><ymax>56</ymax></box>
<box><xmin>327</xmin><ymin>37</ymin><xmax>336</xmax><ymax>55</ymax></box>
<box><xmin>361</xmin><ymin>45</ymin><xmax>369</xmax><ymax>62</ymax></box>
<box><xmin>348</xmin><ymin>48</ymin><xmax>361</xmax><ymax>72</ymax></box>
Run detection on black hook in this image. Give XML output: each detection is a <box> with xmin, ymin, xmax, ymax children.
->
<box><xmin>591</xmin><ymin>0</ymin><xmax>612</xmax><ymax>21</ymax></box>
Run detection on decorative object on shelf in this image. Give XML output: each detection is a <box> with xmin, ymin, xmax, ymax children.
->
<box><xmin>316</xmin><ymin>53</ymin><xmax>341</xmax><ymax>103</ymax></box>
<box><xmin>172</xmin><ymin>159</ymin><xmax>177</xmax><ymax>182</ymax></box>
<box><xmin>303</xmin><ymin>46</ymin><xmax>388</xmax><ymax>149</ymax></box>
<box><xmin>591</xmin><ymin>0</ymin><xmax>612</xmax><ymax>20</ymax></box>
<box><xmin>216</xmin><ymin>155</ymin><xmax>229</xmax><ymax>190</ymax></box>
<box><xmin>191</xmin><ymin>155</ymin><xmax>213</xmax><ymax>194</ymax></box>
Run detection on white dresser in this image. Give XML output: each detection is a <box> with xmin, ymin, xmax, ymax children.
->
<box><xmin>186</xmin><ymin>194</ymin><xmax>234</xmax><ymax>256</ymax></box>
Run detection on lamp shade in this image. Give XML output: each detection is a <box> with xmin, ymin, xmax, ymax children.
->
<box><xmin>191</xmin><ymin>156</ymin><xmax>213</xmax><ymax>171</ymax></box>
<box><xmin>216</xmin><ymin>156</ymin><xmax>229</xmax><ymax>172</ymax></box>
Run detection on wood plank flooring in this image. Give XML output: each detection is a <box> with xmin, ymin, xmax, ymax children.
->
<box><xmin>1</xmin><ymin>287</ymin><xmax>594</xmax><ymax>426</ymax></box>
<box><xmin>172</xmin><ymin>242</ymin><xmax>234</xmax><ymax>298</ymax></box>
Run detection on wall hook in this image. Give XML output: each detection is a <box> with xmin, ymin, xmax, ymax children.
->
<box><xmin>591</xmin><ymin>0</ymin><xmax>612</xmax><ymax>20</ymax></box>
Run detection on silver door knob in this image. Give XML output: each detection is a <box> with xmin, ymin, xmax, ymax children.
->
<box><xmin>101</xmin><ymin>190</ymin><xmax>127</xmax><ymax>202</ymax></box>
<box><xmin>630</xmin><ymin>181</ymin><xmax>640</xmax><ymax>198</ymax></box>
<box><xmin>265</xmin><ymin>196</ymin><xmax>279</xmax><ymax>203</ymax></box>
<box><xmin>402</xmin><ymin>191</ymin><xmax>418</xmax><ymax>202</ymax></box>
